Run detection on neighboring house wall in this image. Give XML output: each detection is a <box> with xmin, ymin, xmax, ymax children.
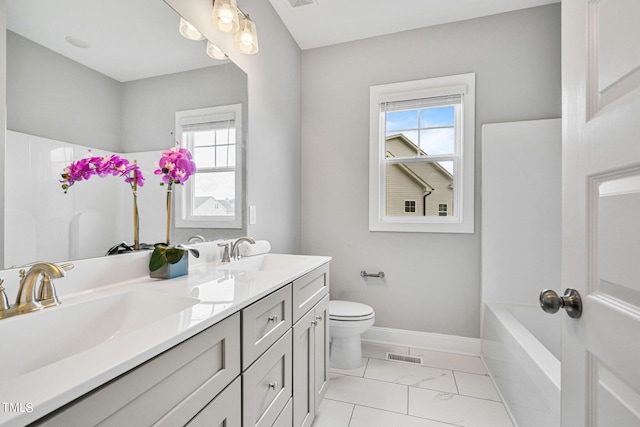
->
<box><xmin>385</xmin><ymin>135</ymin><xmax>453</xmax><ymax>217</ymax></box>
<box><xmin>301</xmin><ymin>4</ymin><xmax>561</xmax><ymax>338</ymax></box>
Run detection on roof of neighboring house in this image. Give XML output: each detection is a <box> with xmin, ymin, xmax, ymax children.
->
<box><xmin>385</xmin><ymin>134</ymin><xmax>454</xmax><ymax>187</ymax></box>
<box><xmin>194</xmin><ymin>196</ymin><xmax>234</xmax><ymax>215</ymax></box>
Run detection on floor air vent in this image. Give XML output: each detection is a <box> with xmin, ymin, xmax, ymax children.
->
<box><xmin>385</xmin><ymin>352</ymin><xmax>423</xmax><ymax>365</ymax></box>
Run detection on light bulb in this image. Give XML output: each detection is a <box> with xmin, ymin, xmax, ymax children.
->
<box><xmin>240</xmin><ymin>31</ymin><xmax>253</xmax><ymax>47</ymax></box>
<box><xmin>234</xmin><ymin>16</ymin><xmax>259</xmax><ymax>54</ymax></box>
<box><xmin>212</xmin><ymin>0</ymin><xmax>240</xmax><ymax>33</ymax></box>
<box><xmin>220</xmin><ymin>7</ymin><xmax>234</xmax><ymax>23</ymax></box>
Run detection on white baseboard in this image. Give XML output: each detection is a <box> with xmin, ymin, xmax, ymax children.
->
<box><xmin>362</xmin><ymin>326</ymin><xmax>481</xmax><ymax>356</ymax></box>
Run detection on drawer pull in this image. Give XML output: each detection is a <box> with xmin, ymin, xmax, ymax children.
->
<box><xmin>316</xmin><ymin>315</ymin><xmax>323</xmax><ymax>322</ymax></box>
<box><xmin>268</xmin><ymin>381</ymin><xmax>278</xmax><ymax>389</ymax></box>
<box><xmin>311</xmin><ymin>319</ymin><xmax>318</xmax><ymax>325</ymax></box>
<box><xmin>268</xmin><ymin>315</ymin><xmax>278</xmax><ymax>323</ymax></box>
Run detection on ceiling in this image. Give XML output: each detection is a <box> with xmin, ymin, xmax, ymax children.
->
<box><xmin>6</xmin><ymin>0</ymin><xmax>560</xmax><ymax>82</ymax></box>
<box><xmin>7</xmin><ymin>0</ymin><xmax>218</xmax><ymax>82</ymax></box>
<box><xmin>268</xmin><ymin>0</ymin><xmax>560</xmax><ymax>50</ymax></box>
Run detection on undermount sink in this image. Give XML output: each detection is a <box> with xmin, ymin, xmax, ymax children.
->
<box><xmin>0</xmin><ymin>290</ymin><xmax>199</xmax><ymax>382</ymax></box>
<box><xmin>225</xmin><ymin>254</ymin><xmax>313</xmax><ymax>272</ymax></box>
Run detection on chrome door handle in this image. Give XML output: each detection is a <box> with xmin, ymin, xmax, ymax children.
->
<box><xmin>539</xmin><ymin>288</ymin><xmax>583</xmax><ymax>319</ymax></box>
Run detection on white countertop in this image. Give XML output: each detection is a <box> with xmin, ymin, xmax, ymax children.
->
<box><xmin>0</xmin><ymin>254</ymin><xmax>330</xmax><ymax>426</ymax></box>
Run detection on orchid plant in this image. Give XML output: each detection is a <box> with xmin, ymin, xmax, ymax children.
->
<box><xmin>149</xmin><ymin>143</ymin><xmax>199</xmax><ymax>274</ymax></box>
<box><xmin>61</xmin><ymin>153</ymin><xmax>144</xmax><ymax>250</ymax></box>
<box><xmin>61</xmin><ymin>153</ymin><xmax>144</xmax><ymax>193</ymax></box>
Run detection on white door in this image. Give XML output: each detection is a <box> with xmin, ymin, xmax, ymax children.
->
<box><xmin>561</xmin><ymin>0</ymin><xmax>640</xmax><ymax>425</ymax></box>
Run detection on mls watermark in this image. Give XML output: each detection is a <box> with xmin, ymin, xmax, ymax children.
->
<box><xmin>2</xmin><ymin>402</ymin><xmax>34</xmax><ymax>413</ymax></box>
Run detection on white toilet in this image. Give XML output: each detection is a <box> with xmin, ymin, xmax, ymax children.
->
<box><xmin>329</xmin><ymin>300</ymin><xmax>375</xmax><ymax>370</ymax></box>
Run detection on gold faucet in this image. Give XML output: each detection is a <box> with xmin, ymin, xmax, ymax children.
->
<box><xmin>0</xmin><ymin>262</ymin><xmax>67</xmax><ymax>319</ymax></box>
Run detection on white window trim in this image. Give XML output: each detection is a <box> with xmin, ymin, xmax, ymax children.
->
<box><xmin>175</xmin><ymin>104</ymin><xmax>243</xmax><ymax>229</ymax></box>
<box><xmin>369</xmin><ymin>73</ymin><xmax>475</xmax><ymax>233</ymax></box>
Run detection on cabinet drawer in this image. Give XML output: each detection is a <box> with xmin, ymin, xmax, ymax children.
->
<box><xmin>292</xmin><ymin>264</ymin><xmax>329</xmax><ymax>322</ymax></box>
<box><xmin>186</xmin><ymin>377</ymin><xmax>241</xmax><ymax>427</ymax></box>
<box><xmin>35</xmin><ymin>313</ymin><xmax>241</xmax><ymax>426</ymax></box>
<box><xmin>242</xmin><ymin>284</ymin><xmax>292</xmax><ymax>370</ymax></box>
<box><xmin>272</xmin><ymin>398</ymin><xmax>292</xmax><ymax>427</ymax></box>
<box><xmin>242</xmin><ymin>330</ymin><xmax>292</xmax><ymax>427</ymax></box>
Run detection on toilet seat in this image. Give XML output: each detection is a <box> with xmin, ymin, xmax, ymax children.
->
<box><xmin>330</xmin><ymin>300</ymin><xmax>375</xmax><ymax>321</ymax></box>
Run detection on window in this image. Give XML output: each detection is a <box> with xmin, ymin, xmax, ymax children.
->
<box><xmin>404</xmin><ymin>200</ymin><xmax>416</xmax><ymax>213</ymax></box>
<box><xmin>175</xmin><ymin>104</ymin><xmax>243</xmax><ymax>229</ymax></box>
<box><xmin>369</xmin><ymin>73</ymin><xmax>475</xmax><ymax>233</ymax></box>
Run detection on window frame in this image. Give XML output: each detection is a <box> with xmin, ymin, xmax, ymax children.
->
<box><xmin>368</xmin><ymin>73</ymin><xmax>475</xmax><ymax>233</ymax></box>
<box><xmin>175</xmin><ymin>104</ymin><xmax>243</xmax><ymax>229</ymax></box>
<box><xmin>404</xmin><ymin>200</ymin><xmax>417</xmax><ymax>213</ymax></box>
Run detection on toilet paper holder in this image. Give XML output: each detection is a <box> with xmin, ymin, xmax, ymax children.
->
<box><xmin>360</xmin><ymin>270</ymin><xmax>385</xmax><ymax>278</ymax></box>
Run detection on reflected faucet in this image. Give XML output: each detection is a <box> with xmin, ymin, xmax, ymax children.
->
<box><xmin>0</xmin><ymin>262</ymin><xmax>67</xmax><ymax>319</ymax></box>
<box><xmin>231</xmin><ymin>237</ymin><xmax>255</xmax><ymax>261</ymax></box>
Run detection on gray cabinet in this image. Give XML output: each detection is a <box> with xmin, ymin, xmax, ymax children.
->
<box><xmin>29</xmin><ymin>262</ymin><xmax>331</xmax><ymax>427</ymax></box>
<box><xmin>243</xmin><ymin>263</ymin><xmax>330</xmax><ymax>427</ymax></box>
<box><xmin>292</xmin><ymin>295</ymin><xmax>329</xmax><ymax>427</ymax></box>
<box><xmin>34</xmin><ymin>312</ymin><xmax>241</xmax><ymax>426</ymax></box>
<box><xmin>242</xmin><ymin>330</ymin><xmax>293</xmax><ymax>427</ymax></box>
<box><xmin>186</xmin><ymin>377</ymin><xmax>241</xmax><ymax>427</ymax></box>
<box><xmin>242</xmin><ymin>284</ymin><xmax>292</xmax><ymax>370</ymax></box>
<box><xmin>292</xmin><ymin>264</ymin><xmax>329</xmax><ymax>322</ymax></box>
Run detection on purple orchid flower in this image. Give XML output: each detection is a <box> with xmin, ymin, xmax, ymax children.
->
<box><xmin>154</xmin><ymin>142</ymin><xmax>197</xmax><ymax>188</ymax></box>
<box><xmin>60</xmin><ymin>153</ymin><xmax>144</xmax><ymax>193</ymax></box>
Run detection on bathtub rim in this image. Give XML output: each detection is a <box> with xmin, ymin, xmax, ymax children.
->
<box><xmin>482</xmin><ymin>302</ymin><xmax>561</xmax><ymax>392</ymax></box>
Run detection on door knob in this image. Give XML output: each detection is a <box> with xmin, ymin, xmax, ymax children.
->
<box><xmin>539</xmin><ymin>288</ymin><xmax>583</xmax><ymax>319</ymax></box>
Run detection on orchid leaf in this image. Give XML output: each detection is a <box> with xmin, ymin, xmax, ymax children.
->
<box><xmin>149</xmin><ymin>245</ymin><xmax>168</xmax><ymax>272</ymax></box>
<box><xmin>149</xmin><ymin>243</ymin><xmax>198</xmax><ymax>272</ymax></box>
<box><xmin>166</xmin><ymin>247</ymin><xmax>185</xmax><ymax>264</ymax></box>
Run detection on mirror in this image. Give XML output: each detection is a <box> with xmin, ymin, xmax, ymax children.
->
<box><xmin>4</xmin><ymin>0</ymin><xmax>248</xmax><ymax>268</ymax></box>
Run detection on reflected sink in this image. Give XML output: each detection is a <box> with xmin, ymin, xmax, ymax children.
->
<box><xmin>225</xmin><ymin>254</ymin><xmax>313</xmax><ymax>272</ymax></box>
<box><xmin>0</xmin><ymin>290</ymin><xmax>199</xmax><ymax>381</ymax></box>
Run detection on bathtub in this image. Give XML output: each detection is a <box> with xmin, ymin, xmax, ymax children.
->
<box><xmin>481</xmin><ymin>303</ymin><xmax>561</xmax><ymax>427</ymax></box>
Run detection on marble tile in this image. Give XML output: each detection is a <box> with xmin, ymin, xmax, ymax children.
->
<box><xmin>325</xmin><ymin>374</ymin><xmax>409</xmax><ymax>413</ymax></box>
<box><xmin>408</xmin><ymin>387</ymin><xmax>514</xmax><ymax>427</ymax></box>
<box><xmin>454</xmin><ymin>371</ymin><xmax>501</xmax><ymax>401</ymax></box>
<box><xmin>362</xmin><ymin>341</ymin><xmax>410</xmax><ymax>360</ymax></box>
<box><xmin>330</xmin><ymin>358</ymin><xmax>368</xmax><ymax>377</ymax></box>
<box><xmin>312</xmin><ymin>399</ymin><xmax>354</xmax><ymax>427</ymax></box>
<box><xmin>409</xmin><ymin>348</ymin><xmax>487</xmax><ymax>375</ymax></box>
<box><xmin>349</xmin><ymin>405</ymin><xmax>461</xmax><ymax>427</ymax></box>
<box><xmin>364</xmin><ymin>358</ymin><xmax>458</xmax><ymax>394</ymax></box>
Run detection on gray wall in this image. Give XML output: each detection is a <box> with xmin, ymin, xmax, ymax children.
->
<box><xmin>121</xmin><ymin>64</ymin><xmax>248</xmax><ymax>152</ymax></box>
<box><xmin>7</xmin><ymin>31</ymin><xmax>122</xmax><ymax>151</ymax></box>
<box><xmin>7</xmin><ymin>30</ymin><xmax>248</xmax><ymax>154</ymax></box>
<box><xmin>300</xmin><ymin>5</ymin><xmax>561</xmax><ymax>338</ymax></box>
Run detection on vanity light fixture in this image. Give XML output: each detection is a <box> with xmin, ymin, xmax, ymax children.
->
<box><xmin>179</xmin><ymin>17</ymin><xmax>205</xmax><ymax>41</ymax></box>
<box><xmin>211</xmin><ymin>0</ymin><xmax>260</xmax><ymax>55</ymax></box>
<box><xmin>206</xmin><ymin>41</ymin><xmax>228</xmax><ymax>60</ymax></box>
<box><xmin>212</xmin><ymin>0</ymin><xmax>240</xmax><ymax>33</ymax></box>
<box><xmin>234</xmin><ymin>14</ymin><xmax>259</xmax><ymax>54</ymax></box>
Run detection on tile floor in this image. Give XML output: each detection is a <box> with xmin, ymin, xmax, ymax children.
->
<box><xmin>312</xmin><ymin>341</ymin><xmax>515</xmax><ymax>427</ymax></box>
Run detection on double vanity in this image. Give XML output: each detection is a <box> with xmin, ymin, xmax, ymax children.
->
<box><xmin>0</xmin><ymin>251</ymin><xmax>331</xmax><ymax>427</ymax></box>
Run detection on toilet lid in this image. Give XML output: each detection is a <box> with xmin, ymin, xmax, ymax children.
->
<box><xmin>330</xmin><ymin>300</ymin><xmax>374</xmax><ymax>320</ymax></box>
